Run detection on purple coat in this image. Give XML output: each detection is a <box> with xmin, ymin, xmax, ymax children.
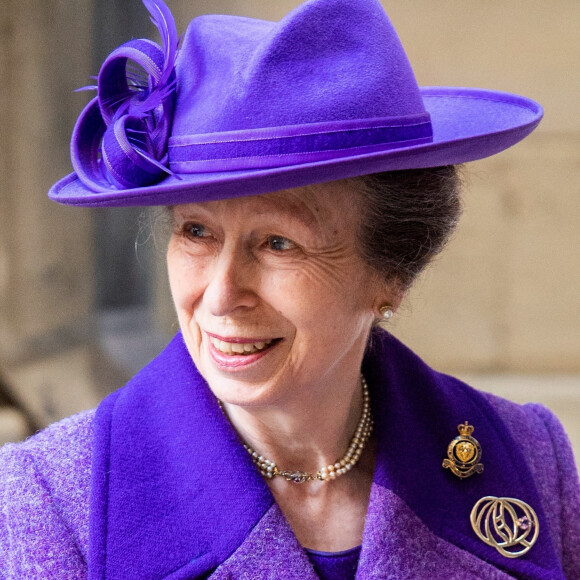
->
<box><xmin>1</xmin><ymin>330</ymin><xmax>579</xmax><ymax>579</ymax></box>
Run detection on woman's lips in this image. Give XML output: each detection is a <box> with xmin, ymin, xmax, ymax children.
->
<box><xmin>206</xmin><ymin>333</ymin><xmax>281</xmax><ymax>368</ymax></box>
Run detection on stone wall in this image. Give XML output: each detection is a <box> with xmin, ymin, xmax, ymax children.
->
<box><xmin>0</xmin><ymin>0</ymin><xmax>99</xmax><ymax>429</ymax></box>
<box><xmin>382</xmin><ymin>1</ymin><xmax>580</xmax><ymax>373</ymax></box>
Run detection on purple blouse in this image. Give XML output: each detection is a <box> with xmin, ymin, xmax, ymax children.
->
<box><xmin>306</xmin><ymin>545</ymin><xmax>361</xmax><ymax>579</ymax></box>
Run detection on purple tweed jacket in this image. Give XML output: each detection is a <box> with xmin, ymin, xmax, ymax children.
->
<box><xmin>1</xmin><ymin>330</ymin><xmax>579</xmax><ymax>579</ymax></box>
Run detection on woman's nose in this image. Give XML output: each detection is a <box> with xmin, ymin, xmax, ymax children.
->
<box><xmin>203</xmin><ymin>244</ymin><xmax>259</xmax><ymax>317</ymax></box>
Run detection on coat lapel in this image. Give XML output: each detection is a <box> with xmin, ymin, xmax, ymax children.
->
<box><xmin>89</xmin><ymin>333</ymin><xmax>276</xmax><ymax>579</ymax></box>
<box><xmin>362</xmin><ymin>329</ymin><xmax>564</xmax><ymax>580</ymax></box>
<box><xmin>358</xmin><ymin>483</ymin><xmax>514</xmax><ymax>579</ymax></box>
<box><xmin>211</xmin><ymin>504</ymin><xmax>318</xmax><ymax>579</ymax></box>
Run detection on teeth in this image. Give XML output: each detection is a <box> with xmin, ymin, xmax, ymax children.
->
<box><xmin>209</xmin><ymin>336</ymin><xmax>274</xmax><ymax>355</ymax></box>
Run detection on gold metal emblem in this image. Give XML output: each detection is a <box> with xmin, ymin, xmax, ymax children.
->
<box><xmin>442</xmin><ymin>422</ymin><xmax>483</xmax><ymax>478</ymax></box>
<box><xmin>470</xmin><ymin>496</ymin><xmax>539</xmax><ymax>558</ymax></box>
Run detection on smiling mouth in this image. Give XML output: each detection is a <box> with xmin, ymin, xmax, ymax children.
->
<box><xmin>208</xmin><ymin>336</ymin><xmax>280</xmax><ymax>356</ymax></box>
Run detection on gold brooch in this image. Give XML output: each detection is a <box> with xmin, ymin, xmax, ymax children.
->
<box><xmin>442</xmin><ymin>421</ymin><xmax>483</xmax><ymax>479</ymax></box>
<box><xmin>470</xmin><ymin>496</ymin><xmax>539</xmax><ymax>558</ymax></box>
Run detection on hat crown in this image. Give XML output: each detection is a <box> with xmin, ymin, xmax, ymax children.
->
<box><xmin>51</xmin><ymin>0</ymin><xmax>543</xmax><ymax>206</ymax></box>
<box><xmin>173</xmin><ymin>0</ymin><xmax>425</xmax><ymax>137</ymax></box>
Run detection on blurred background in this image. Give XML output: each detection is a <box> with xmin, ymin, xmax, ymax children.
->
<box><xmin>0</xmin><ymin>1</ymin><xmax>578</xmax><ymax>461</ymax></box>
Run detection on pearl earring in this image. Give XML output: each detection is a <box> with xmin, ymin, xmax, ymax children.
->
<box><xmin>379</xmin><ymin>305</ymin><xmax>394</xmax><ymax>319</ymax></box>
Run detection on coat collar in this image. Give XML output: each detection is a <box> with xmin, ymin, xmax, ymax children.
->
<box><xmin>89</xmin><ymin>332</ymin><xmax>274</xmax><ymax>578</ymax></box>
<box><xmin>362</xmin><ymin>330</ymin><xmax>563</xmax><ymax>579</ymax></box>
<box><xmin>89</xmin><ymin>330</ymin><xmax>563</xmax><ymax>579</ymax></box>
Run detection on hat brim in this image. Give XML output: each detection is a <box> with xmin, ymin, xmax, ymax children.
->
<box><xmin>48</xmin><ymin>87</ymin><xmax>543</xmax><ymax>208</ymax></box>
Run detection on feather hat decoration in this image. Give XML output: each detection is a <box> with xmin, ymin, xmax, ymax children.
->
<box><xmin>71</xmin><ymin>0</ymin><xmax>179</xmax><ymax>190</ymax></box>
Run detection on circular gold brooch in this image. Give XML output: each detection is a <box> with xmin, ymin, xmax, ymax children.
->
<box><xmin>470</xmin><ymin>496</ymin><xmax>539</xmax><ymax>558</ymax></box>
<box><xmin>442</xmin><ymin>421</ymin><xmax>484</xmax><ymax>479</ymax></box>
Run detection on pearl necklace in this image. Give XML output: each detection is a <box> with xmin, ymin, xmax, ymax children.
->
<box><xmin>238</xmin><ymin>375</ymin><xmax>373</xmax><ymax>484</ymax></box>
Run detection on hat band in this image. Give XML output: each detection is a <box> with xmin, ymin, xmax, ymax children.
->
<box><xmin>168</xmin><ymin>114</ymin><xmax>433</xmax><ymax>173</ymax></box>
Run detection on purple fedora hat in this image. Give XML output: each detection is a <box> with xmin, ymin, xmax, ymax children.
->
<box><xmin>49</xmin><ymin>0</ymin><xmax>543</xmax><ymax>208</ymax></box>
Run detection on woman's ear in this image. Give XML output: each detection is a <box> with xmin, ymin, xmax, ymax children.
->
<box><xmin>373</xmin><ymin>283</ymin><xmax>404</xmax><ymax>320</ymax></box>
<box><xmin>377</xmin><ymin>304</ymin><xmax>394</xmax><ymax>320</ymax></box>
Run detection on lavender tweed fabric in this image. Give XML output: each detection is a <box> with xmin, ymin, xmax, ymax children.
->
<box><xmin>1</xmin><ymin>331</ymin><xmax>579</xmax><ymax>579</ymax></box>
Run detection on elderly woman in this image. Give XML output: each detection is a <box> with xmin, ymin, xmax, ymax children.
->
<box><xmin>1</xmin><ymin>0</ymin><xmax>579</xmax><ymax>578</ymax></box>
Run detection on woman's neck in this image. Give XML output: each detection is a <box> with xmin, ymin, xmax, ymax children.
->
<box><xmin>221</xmin><ymin>371</ymin><xmax>376</xmax><ymax>552</ymax></box>
<box><xmin>221</xmin><ymin>373</ymin><xmax>364</xmax><ymax>477</ymax></box>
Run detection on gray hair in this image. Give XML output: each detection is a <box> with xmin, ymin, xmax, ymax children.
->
<box><xmin>354</xmin><ymin>165</ymin><xmax>463</xmax><ymax>290</ymax></box>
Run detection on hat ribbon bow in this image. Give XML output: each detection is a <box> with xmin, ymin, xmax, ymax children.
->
<box><xmin>71</xmin><ymin>0</ymin><xmax>179</xmax><ymax>191</ymax></box>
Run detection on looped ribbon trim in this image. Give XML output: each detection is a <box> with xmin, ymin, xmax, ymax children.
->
<box><xmin>71</xmin><ymin>0</ymin><xmax>179</xmax><ymax>192</ymax></box>
<box><xmin>168</xmin><ymin>113</ymin><xmax>433</xmax><ymax>173</ymax></box>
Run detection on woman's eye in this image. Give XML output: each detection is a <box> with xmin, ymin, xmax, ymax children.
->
<box><xmin>185</xmin><ymin>223</ymin><xmax>206</xmax><ymax>238</ymax></box>
<box><xmin>266</xmin><ymin>236</ymin><xmax>295</xmax><ymax>251</ymax></box>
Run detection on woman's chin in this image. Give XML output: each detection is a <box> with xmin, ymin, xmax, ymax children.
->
<box><xmin>204</xmin><ymin>374</ymin><xmax>284</xmax><ymax>408</ymax></box>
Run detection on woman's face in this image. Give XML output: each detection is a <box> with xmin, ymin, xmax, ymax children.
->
<box><xmin>167</xmin><ymin>181</ymin><xmax>394</xmax><ymax>407</ymax></box>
